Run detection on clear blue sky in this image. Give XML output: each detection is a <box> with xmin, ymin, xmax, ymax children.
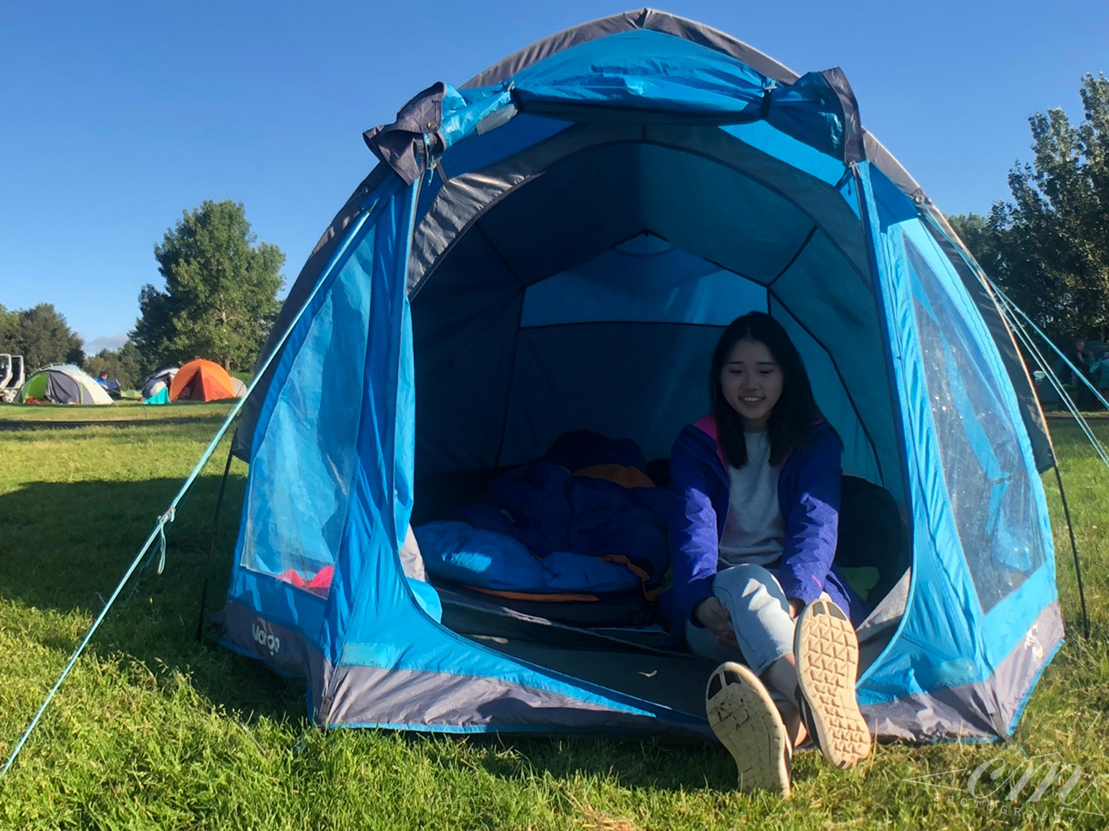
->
<box><xmin>2</xmin><ymin>1</ymin><xmax>1105</xmax><ymax>352</ymax></box>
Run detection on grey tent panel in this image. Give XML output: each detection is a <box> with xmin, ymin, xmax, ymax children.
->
<box><xmin>861</xmin><ymin>600</ymin><xmax>1063</xmax><ymax>741</ymax></box>
<box><xmin>46</xmin><ymin>371</ymin><xmax>81</xmax><ymax>404</ymax></box>
<box><xmin>461</xmin><ymin>9</ymin><xmax>802</xmax><ymax>90</ymax></box>
<box><xmin>364</xmin><ymin>82</ymin><xmax>448</xmax><ymax>186</ymax></box>
<box><xmin>223</xmin><ymin>597</ymin><xmax>712</xmax><ymax>740</ymax></box>
<box><xmin>314</xmin><ymin>662</ymin><xmax>712</xmax><ymax>740</ymax></box>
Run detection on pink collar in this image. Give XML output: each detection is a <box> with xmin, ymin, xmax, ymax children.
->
<box><xmin>693</xmin><ymin>414</ymin><xmax>728</xmax><ymax>470</ymax></box>
<box><xmin>692</xmin><ymin>413</ymin><xmax>821</xmax><ymax>470</ymax></box>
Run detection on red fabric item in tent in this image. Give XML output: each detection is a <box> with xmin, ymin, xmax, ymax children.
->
<box><xmin>276</xmin><ymin>565</ymin><xmax>334</xmax><ymax>596</ymax></box>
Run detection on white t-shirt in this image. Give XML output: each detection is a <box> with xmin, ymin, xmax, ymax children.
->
<box><xmin>718</xmin><ymin>431</ymin><xmax>784</xmax><ymax>567</ymax></box>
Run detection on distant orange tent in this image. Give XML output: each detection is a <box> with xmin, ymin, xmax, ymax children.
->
<box><xmin>169</xmin><ymin>359</ymin><xmax>239</xmax><ymax>402</ymax></box>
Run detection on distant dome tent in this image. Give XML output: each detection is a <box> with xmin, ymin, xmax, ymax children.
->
<box><xmin>141</xmin><ymin>367</ymin><xmax>179</xmax><ymax>400</ymax></box>
<box><xmin>20</xmin><ymin>365</ymin><xmax>114</xmax><ymax>405</ymax></box>
<box><xmin>169</xmin><ymin>360</ymin><xmax>239</xmax><ymax>402</ymax></box>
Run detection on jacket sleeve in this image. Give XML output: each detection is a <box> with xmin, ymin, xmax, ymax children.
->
<box><xmin>777</xmin><ymin>425</ymin><xmax>842</xmax><ymax>606</ymax></box>
<box><xmin>669</xmin><ymin>427</ymin><xmax>721</xmax><ymax>626</ymax></box>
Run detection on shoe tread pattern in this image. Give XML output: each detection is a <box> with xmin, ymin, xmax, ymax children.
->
<box><xmin>795</xmin><ymin>599</ymin><xmax>872</xmax><ymax>769</ymax></box>
<box><xmin>705</xmin><ymin>662</ymin><xmax>791</xmax><ymax>797</ymax></box>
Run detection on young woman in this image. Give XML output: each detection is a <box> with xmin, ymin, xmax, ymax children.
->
<box><xmin>669</xmin><ymin>312</ymin><xmax>870</xmax><ymax>797</ymax></box>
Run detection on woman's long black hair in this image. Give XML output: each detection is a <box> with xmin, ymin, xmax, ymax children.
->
<box><xmin>709</xmin><ymin>312</ymin><xmax>829</xmax><ymax>468</ymax></box>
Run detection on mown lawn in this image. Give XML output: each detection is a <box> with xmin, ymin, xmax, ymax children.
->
<box><xmin>1</xmin><ymin>406</ymin><xmax>1108</xmax><ymax>829</ymax></box>
<box><xmin>0</xmin><ymin>398</ymin><xmax>233</xmax><ymax>422</ymax></box>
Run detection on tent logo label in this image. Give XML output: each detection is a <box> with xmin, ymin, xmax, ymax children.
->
<box><xmin>903</xmin><ymin>753</ymin><xmax>1105</xmax><ymax>818</ymax></box>
<box><xmin>1024</xmin><ymin>630</ymin><xmax>1044</xmax><ymax>661</ymax></box>
<box><xmin>252</xmin><ymin>623</ymin><xmax>281</xmax><ymax>656</ymax></box>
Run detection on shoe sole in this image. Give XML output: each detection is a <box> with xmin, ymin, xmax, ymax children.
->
<box><xmin>794</xmin><ymin>598</ymin><xmax>872</xmax><ymax>769</ymax></box>
<box><xmin>705</xmin><ymin>661</ymin><xmax>791</xmax><ymax>798</ymax></box>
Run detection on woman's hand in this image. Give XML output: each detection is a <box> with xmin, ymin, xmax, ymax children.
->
<box><xmin>788</xmin><ymin>598</ymin><xmax>804</xmax><ymax>620</ymax></box>
<box><xmin>694</xmin><ymin>597</ymin><xmax>738</xmax><ymax>647</ymax></box>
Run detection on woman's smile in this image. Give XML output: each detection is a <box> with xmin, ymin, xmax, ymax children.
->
<box><xmin>719</xmin><ymin>339</ymin><xmax>784</xmax><ymax>431</ymax></box>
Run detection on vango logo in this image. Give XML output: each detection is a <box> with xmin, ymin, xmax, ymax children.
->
<box><xmin>252</xmin><ymin>623</ymin><xmax>281</xmax><ymax>656</ymax></box>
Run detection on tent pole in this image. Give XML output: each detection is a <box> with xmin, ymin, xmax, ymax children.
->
<box><xmin>1051</xmin><ymin>463</ymin><xmax>1090</xmax><ymax>638</ymax></box>
<box><xmin>196</xmin><ymin>445</ymin><xmax>235</xmax><ymax>643</ymax></box>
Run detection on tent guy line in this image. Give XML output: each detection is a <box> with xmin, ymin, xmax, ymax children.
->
<box><xmin>0</xmin><ymin>208</ymin><xmax>365</xmax><ymax>779</ymax></box>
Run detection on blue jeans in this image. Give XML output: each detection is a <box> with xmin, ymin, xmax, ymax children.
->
<box><xmin>685</xmin><ymin>563</ymin><xmax>803</xmax><ymax>675</ymax></box>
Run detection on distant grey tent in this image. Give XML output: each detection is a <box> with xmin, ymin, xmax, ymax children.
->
<box><xmin>141</xmin><ymin>367</ymin><xmax>178</xmax><ymax>400</ymax></box>
<box><xmin>20</xmin><ymin>364</ymin><xmax>113</xmax><ymax>405</ymax></box>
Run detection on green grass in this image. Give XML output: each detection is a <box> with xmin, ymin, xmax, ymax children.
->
<box><xmin>2</xmin><ymin>412</ymin><xmax>1109</xmax><ymax>828</ymax></box>
<box><xmin>0</xmin><ymin>398</ymin><xmax>234</xmax><ymax>422</ymax></box>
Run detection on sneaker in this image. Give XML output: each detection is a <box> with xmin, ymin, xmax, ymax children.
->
<box><xmin>705</xmin><ymin>661</ymin><xmax>791</xmax><ymax>797</ymax></box>
<box><xmin>793</xmin><ymin>598</ymin><xmax>872</xmax><ymax>769</ymax></box>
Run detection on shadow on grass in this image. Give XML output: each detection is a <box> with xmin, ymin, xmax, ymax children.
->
<box><xmin>2</xmin><ymin>476</ymin><xmax>733</xmax><ymax>792</ymax></box>
<box><xmin>1</xmin><ymin>475</ymin><xmax>305</xmax><ymax>726</ymax></box>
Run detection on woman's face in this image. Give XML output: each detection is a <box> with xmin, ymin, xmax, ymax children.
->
<box><xmin>718</xmin><ymin>338</ymin><xmax>784</xmax><ymax>431</ymax></box>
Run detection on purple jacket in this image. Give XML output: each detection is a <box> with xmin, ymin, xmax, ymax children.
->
<box><xmin>669</xmin><ymin>414</ymin><xmax>867</xmax><ymax>630</ymax></box>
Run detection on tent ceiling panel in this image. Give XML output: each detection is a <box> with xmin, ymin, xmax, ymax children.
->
<box><xmin>520</xmin><ymin>235</ymin><xmax>766</xmax><ymax>328</ymax></box>
<box><xmin>414</xmin><ymin>122</ymin><xmax>871</xmax><ymax>294</ymax></box>
<box><xmin>467</xmin><ymin>142</ymin><xmax>826</xmax><ymax>287</ymax></box>
<box><xmin>413</xmin><ymin>120</ymin><xmax>889</xmax><ymax>483</ymax></box>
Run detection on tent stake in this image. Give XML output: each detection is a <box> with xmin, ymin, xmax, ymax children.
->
<box><xmin>196</xmin><ymin>445</ymin><xmax>235</xmax><ymax>643</ymax></box>
<box><xmin>1052</xmin><ymin>463</ymin><xmax>1090</xmax><ymax>638</ymax></box>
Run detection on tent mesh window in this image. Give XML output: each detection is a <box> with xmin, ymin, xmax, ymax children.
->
<box><xmin>904</xmin><ymin>233</ymin><xmax>1044</xmax><ymax>612</ymax></box>
<box><xmin>236</xmin><ymin>236</ymin><xmax>376</xmax><ymax>595</ymax></box>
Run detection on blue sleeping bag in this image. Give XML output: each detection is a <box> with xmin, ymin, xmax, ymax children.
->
<box><xmin>413</xmin><ymin>521</ymin><xmax>645</xmax><ymax>595</ymax></box>
<box><xmin>415</xmin><ymin>431</ymin><xmax>669</xmax><ymax>600</ymax></box>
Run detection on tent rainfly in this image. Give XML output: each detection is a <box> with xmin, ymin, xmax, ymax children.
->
<box><xmin>170</xmin><ymin>360</ymin><xmax>238</xmax><ymax>402</ymax></box>
<box><xmin>141</xmin><ymin>367</ymin><xmax>179</xmax><ymax>400</ymax></box>
<box><xmin>218</xmin><ymin>10</ymin><xmax>1061</xmax><ymax>743</ymax></box>
<box><xmin>20</xmin><ymin>364</ymin><xmax>114</xmax><ymax>405</ymax></box>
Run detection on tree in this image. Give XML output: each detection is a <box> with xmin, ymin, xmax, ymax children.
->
<box><xmin>0</xmin><ymin>304</ymin><xmax>84</xmax><ymax>370</ymax></box>
<box><xmin>84</xmin><ymin>341</ymin><xmax>144</xmax><ymax>389</ymax></box>
<box><xmin>132</xmin><ymin>200</ymin><xmax>285</xmax><ymax>372</ymax></box>
<box><xmin>948</xmin><ymin>213</ymin><xmax>1003</xmax><ymax>278</ymax></box>
<box><xmin>0</xmin><ymin>304</ymin><xmax>18</xmax><ymax>352</ymax></box>
<box><xmin>987</xmin><ymin>73</ymin><xmax>1109</xmax><ymax>344</ymax></box>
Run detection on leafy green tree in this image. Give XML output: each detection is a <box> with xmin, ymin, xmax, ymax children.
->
<box><xmin>988</xmin><ymin>73</ymin><xmax>1109</xmax><ymax>344</ymax></box>
<box><xmin>0</xmin><ymin>304</ymin><xmax>84</xmax><ymax>370</ymax></box>
<box><xmin>948</xmin><ymin>213</ymin><xmax>1003</xmax><ymax>278</ymax></box>
<box><xmin>132</xmin><ymin>200</ymin><xmax>285</xmax><ymax>372</ymax></box>
<box><xmin>0</xmin><ymin>304</ymin><xmax>18</xmax><ymax>352</ymax></box>
<box><xmin>84</xmin><ymin>341</ymin><xmax>144</xmax><ymax>389</ymax></box>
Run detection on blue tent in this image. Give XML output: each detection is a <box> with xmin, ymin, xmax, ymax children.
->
<box><xmin>221</xmin><ymin>10</ymin><xmax>1061</xmax><ymax>742</ymax></box>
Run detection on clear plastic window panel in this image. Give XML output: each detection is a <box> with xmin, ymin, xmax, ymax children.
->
<box><xmin>904</xmin><ymin>235</ymin><xmax>1044</xmax><ymax>612</ymax></box>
